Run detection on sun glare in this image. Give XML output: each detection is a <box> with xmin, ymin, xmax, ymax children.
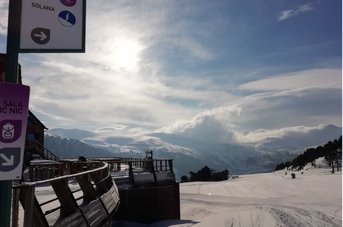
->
<box><xmin>112</xmin><ymin>38</ymin><xmax>143</xmax><ymax>71</ymax></box>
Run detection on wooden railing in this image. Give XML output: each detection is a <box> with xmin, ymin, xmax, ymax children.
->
<box><xmin>28</xmin><ymin>160</ymin><xmax>64</xmax><ymax>181</ymax></box>
<box><xmin>91</xmin><ymin>158</ymin><xmax>176</xmax><ymax>187</ymax></box>
<box><xmin>26</xmin><ymin>140</ymin><xmax>59</xmax><ymax>161</ymax></box>
<box><xmin>12</xmin><ymin>162</ymin><xmax>120</xmax><ymax>227</ymax></box>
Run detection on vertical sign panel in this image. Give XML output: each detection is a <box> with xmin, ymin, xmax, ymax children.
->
<box><xmin>0</xmin><ymin>83</ymin><xmax>30</xmax><ymax>180</ymax></box>
<box><xmin>20</xmin><ymin>0</ymin><xmax>85</xmax><ymax>53</ymax></box>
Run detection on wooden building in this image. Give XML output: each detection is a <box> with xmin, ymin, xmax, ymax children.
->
<box><xmin>24</xmin><ymin>111</ymin><xmax>50</xmax><ymax>166</ymax></box>
<box><xmin>26</xmin><ymin>110</ymin><xmax>47</xmax><ymax>146</ymax></box>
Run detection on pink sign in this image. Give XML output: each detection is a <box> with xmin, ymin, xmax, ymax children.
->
<box><xmin>60</xmin><ymin>0</ymin><xmax>77</xmax><ymax>7</ymax></box>
<box><xmin>0</xmin><ymin>83</ymin><xmax>30</xmax><ymax>180</ymax></box>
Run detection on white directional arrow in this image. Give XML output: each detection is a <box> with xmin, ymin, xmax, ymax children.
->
<box><xmin>34</xmin><ymin>31</ymin><xmax>47</xmax><ymax>41</ymax></box>
<box><xmin>0</xmin><ymin>153</ymin><xmax>14</xmax><ymax>166</ymax></box>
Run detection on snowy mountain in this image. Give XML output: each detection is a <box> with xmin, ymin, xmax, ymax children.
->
<box><xmin>254</xmin><ymin>124</ymin><xmax>342</xmax><ymax>153</ymax></box>
<box><xmin>44</xmin><ymin>135</ymin><xmax>120</xmax><ymax>159</ymax></box>
<box><xmin>45</xmin><ymin>125</ymin><xmax>342</xmax><ymax>179</ymax></box>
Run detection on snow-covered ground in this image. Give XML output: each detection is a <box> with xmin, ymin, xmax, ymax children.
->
<box><xmin>16</xmin><ymin>159</ymin><xmax>341</xmax><ymax>227</ymax></box>
<box><xmin>114</xmin><ymin>159</ymin><xmax>342</xmax><ymax>227</ymax></box>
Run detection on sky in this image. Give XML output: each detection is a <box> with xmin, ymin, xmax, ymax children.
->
<box><xmin>0</xmin><ymin>0</ymin><xmax>341</xmax><ymax>144</ymax></box>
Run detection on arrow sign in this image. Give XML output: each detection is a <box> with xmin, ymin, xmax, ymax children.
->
<box><xmin>34</xmin><ymin>32</ymin><xmax>47</xmax><ymax>41</ymax></box>
<box><xmin>0</xmin><ymin>148</ymin><xmax>20</xmax><ymax>171</ymax></box>
<box><xmin>0</xmin><ymin>154</ymin><xmax>14</xmax><ymax>166</ymax></box>
<box><xmin>31</xmin><ymin>27</ymin><xmax>50</xmax><ymax>45</ymax></box>
<box><xmin>20</xmin><ymin>0</ymin><xmax>86</xmax><ymax>52</ymax></box>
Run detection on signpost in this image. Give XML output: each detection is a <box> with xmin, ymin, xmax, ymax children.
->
<box><xmin>0</xmin><ymin>1</ymin><xmax>21</xmax><ymax>226</ymax></box>
<box><xmin>0</xmin><ymin>0</ymin><xmax>86</xmax><ymax>226</ymax></box>
<box><xmin>20</xmin><ymin>0</ymin><xmax>86</xmax><ymax>53</ymax></box>
<box><xmin>0</xmin><ymin>84</ymin><xmax>30</xmax><ymax>181</ymax></box>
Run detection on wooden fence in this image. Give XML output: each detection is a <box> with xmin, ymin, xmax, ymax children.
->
<box><xmin>20</xmin><ymin>157</ymin><xmax>179</xmax><ymax>225</ymax></box>
<box><xmin>12</xmin><ymin>162</ymin><xmax>120</xmax><ymax>227</ymax></box>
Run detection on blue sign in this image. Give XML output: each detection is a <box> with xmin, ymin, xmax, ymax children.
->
<box><xmin>58</xmin><ymin>10</ymin><xmax>76</xmax><ymax>27</ymax></box>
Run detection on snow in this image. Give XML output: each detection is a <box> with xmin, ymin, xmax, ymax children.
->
<box><xmin>179</xmin><ymin>170</ymin><xmax>341</xmax><ymax>226</ymax></box>
<box><xmin>113</xmin><ymin>162</ymin><xmax>342</xmax><ymax>227</ymax></box>
<box><xmin>16</xmin><ymin>162</ymin><xmax>342</xmax><ymax>227</ymax></box>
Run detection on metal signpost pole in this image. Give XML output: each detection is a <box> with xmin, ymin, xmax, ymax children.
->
<box><xmin>0</xmin><ymin>0</ymin><xmax>85</xmax><ymax>224</ymax></box>
<box><xmin>0</xmin><ymin>0</ymin><xmax>21</xmax><ymax>226</ymax></box>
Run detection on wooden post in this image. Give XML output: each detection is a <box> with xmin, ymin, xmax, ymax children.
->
<box><xmin>22</xmin><ymin>185</ymin><xmax>35</xmax><ymax>227</ymax></box>
<box><xmin>58</xmin><ymin>163</ymin><xmax>64</xmax><ymax>176</ymax></box>
<box><xmin>129</xmin><ymin>162</ymin><xmax>133</xmax><ymax>183</ymax></box>
<box><xmin>76</xmin><ymin>174</ymin><xmax>97</xmax><ymax>203</ymax></box>
<box><xmin>29</xmin><ymin>165</ymin><xmax>33</xmax><ymax>181</ymax></box>
<box><xmin>50</xmin><ymin>180</ymin><xmax>78</xmax><ymax>218</ymax></box>
<box><xmin>174</xmin><ymin>183</ymin><xmax>180</xmax><ymax>219</ymax></box>
<box><xmin>168</xmin><ymin>160</ymin><xmax>174</xmax><ymax>173</ymax></box>
<box><xmin>11</xmin><ymin>187</ymin><xmax>20</xmax><ymax>227</ymax></box>
<box><xmin>91</xmin><ymin>172</ymin><xmax>108</xmax><ymax>195</ymax></box>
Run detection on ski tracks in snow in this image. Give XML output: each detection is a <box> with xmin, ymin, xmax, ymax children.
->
<box><xmin>181</xmin><ymin>194</ymin><xmax>341</xmax><ymax>227</ymax></box>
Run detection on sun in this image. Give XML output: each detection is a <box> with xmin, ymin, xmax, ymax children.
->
<box><xmin>112</xmin><ymin>38</ymin><xmax>143</xmax><ymax>71</ymax></box>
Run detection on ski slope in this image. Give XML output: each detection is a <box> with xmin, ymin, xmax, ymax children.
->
<box><xmin>18</xmin><ymin>159</ymin><xmax>341</xmax><ymax>227</ymax></box>
<box><xmin>114</xmin><ymin>160</ymin><xmax>342</xmax><ymax>227</ymax></box>
<box><xmin>180</xmin><ymin>167</ymin><xmax>341</xmax><ymax>226</ymax></box>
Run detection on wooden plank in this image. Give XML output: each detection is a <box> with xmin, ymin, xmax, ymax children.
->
<box><xmin>22</xmin><ymin>185</ymin><xmax>35</xmax><ymax>227</ymax></box>
<box><xmin>90</xmin><ymin>172</ymin><xmax>108</xmax><ymax>195</ymax></box>
<box><xmin>50</xmin><ymin>180</ymin><xmax>78</xmax><ymax>219</ymax></box>
<box><xmin>100</xmin><ymin>187</ymin><xmax>119</xmax><ymax>214</ymax></box>
<box><xmin>45</xmin><ymin>209</ymin><xmax>60</xmax><ymax>226</ymax></box>
<box><xmin>76</xmin><ymin>174</ymin><xmax>97</xmax><ymax>203</ymax></box>
<box><xmin>53</xmin><ymin>210</ymin><xmax>87</xmax><ymax>227</ymax></box>
<box><xmin>80</xmin><ymin>199</ymin><xmax>107</xmax><ymax>227</ymax></box>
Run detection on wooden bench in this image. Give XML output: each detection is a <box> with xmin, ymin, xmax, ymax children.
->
<box><xmin>12</xmin><ymin>162</ymin><xmax>120</xmax><ymax>227</ymax></box>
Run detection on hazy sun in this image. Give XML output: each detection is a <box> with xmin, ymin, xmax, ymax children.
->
<box><xmin>112</xmin><ymin>38</ymin><xmax>143</xmax><ymax>71</ymax></box>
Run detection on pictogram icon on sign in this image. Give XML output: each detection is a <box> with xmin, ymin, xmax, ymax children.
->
<box><xmin>31</xmin><ymin>27</ymin><xmax>50</xmax><ymax>45</ymax></box>
<box><xmin>0</xmin><ymin>148</ymin><xmax>21</xmax><ymax>171</ymax></box>
<box><xmin>60</xmin><ymin>0</ymin><xmax>77</xmax><ymax>7</ymax></box>
<box><xmin>58</xmin><ymin>11</ymin><xmax>76</xmax><ymax>27</ymax></box>
<box><xmin>0</xmin><ymin>120</ymin><xmax>22</xmax><ymax>143</ymax></box>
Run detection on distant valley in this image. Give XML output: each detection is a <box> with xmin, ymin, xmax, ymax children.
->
<box><xmin>45</xmin><ymin>124</ymin><xmax>342</xmax><ymax>179</ymax></box>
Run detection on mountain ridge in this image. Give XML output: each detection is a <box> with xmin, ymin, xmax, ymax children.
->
<box><xmin>45</xmin><ymin>124</ymin><xmax>342</xmax><ymax>179</ymax></box>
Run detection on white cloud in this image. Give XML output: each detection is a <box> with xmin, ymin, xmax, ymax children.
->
<box><xmin>278</xmin><ymin>10</ymin><xmax>294</xmax><ymax>21</ymax></box>
<box><xmin>233</xmin><ymin>125</ymin><xmax>330</xmax><ymax>144</ymax></box>
<box><xmin>158</xmin><ymin>105</ymin><xmax>242</xmax><ymax>139</ymax></box>
<box><xmin>158</xmin><ymin>68</ymin><xmax>341</xmax><ymax>144</ymax></box>
<box><xmin>277</xmin><ymin>4</ymin><xmax>314</xmax><ymax>21</ymax></box>
<box><xmin>0</xmin><ymin>0</ymin><xmax>8</xmax><ymax>35</ymax></box>
<box><xmin>0</xmin><ymin>1</ymin><xmax>339</xmax><ymax>143</ymax></box>
<box><xmin>170</xmin><ymin>38</ymin><xmax>213</xmax><ymax>61</ymax></box>
<box><xmin>239</xmin><ymin>69</ymin><xmax>341</xmax><ymax>91</ymax></box>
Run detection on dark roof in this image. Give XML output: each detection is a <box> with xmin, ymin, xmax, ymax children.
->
<box><xmin>28</xmin><ymin>110</ymin><xmax>48</xmax><ymax>130</ymax></box>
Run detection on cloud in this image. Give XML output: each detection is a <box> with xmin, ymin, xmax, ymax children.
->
<box><xmin>277</xmin><ymin>4</ymin><xmax>314</xmax><ymax>21</ymax></box>
<box><xmin>0</xmin><ymin>1</ymin><xmax>339</xmax><ymax>143</ymax></box>
<box><xmin>0</xmin><ymin>0</ymin><xmax>8</xmax><ymax>35</ymax></box>
<box><xmin>239</xmin><ymin>69</ymin><xmax>341</xmax><ymax>91</ymax></box>
<box><xmin>170</xmin><ymin>38</ymin><xmax>213</xmax><ymax>61</ymax></box>
<box><xmin>158</xmin><ymin>106</ymin><xmax>242</xmax><ymax>143</ymax></box>
<box><xmin>158</xmin><ymin>68</ymin><xmax>342</xmax><ymax>144</ymax></box>
<box><xmin>233</xmin><ymin>124</ymin><xmax>338</xmax><ymax>144</ymax></box>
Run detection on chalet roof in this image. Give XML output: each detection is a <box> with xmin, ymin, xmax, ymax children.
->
<box><xmin>28</xmin><ymin>110</ymin><xmax>48</xmax><ymax>130</ymax></box>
